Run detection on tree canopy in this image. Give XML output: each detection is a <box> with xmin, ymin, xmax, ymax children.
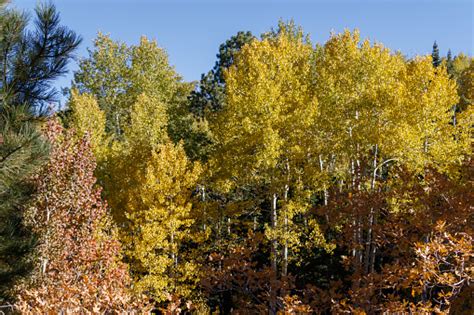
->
<box><xmin>1</xmin><ymin>9</ymin><xmax>472</xmax><ymax>314</ymax></box>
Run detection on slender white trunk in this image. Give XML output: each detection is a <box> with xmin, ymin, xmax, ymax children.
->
<box><xmin>171</xmin><ymin>230</ymin><xmax>176</xmax><ymax>267</ymax></box>
<box><xmin>452</xmin><ymin>104</ymin><xmax>457</xmax><ymax>127</ymax></box>
<box><xmin>115</xmin><ymin>113</ymin><xmax>121</xmax><ymax>136</ymax></box>
<box><xmin>282</xmin><ymin>184</ymin><xmax>289</xmax><ymax>277</ymax></box>
<box><xmin>370</xmin><ymin>145</ymin><xmax>378</xmax><ymax>190</ymax></box>
<box><xmin>356</xmin><ymin>158</ymin><xmax>361</xmax><ymax>191</ymax></box>
<box><xmin>370</xmin><ymin>215</ymin><xmax>377</xmax><ymax>274</ymax></box>
<box><xmin>201</xmin><ymin>186</ymin><xmax>207</xmax><ymax>231</ymax></box>
<box><xmin>319</xmin><ymin>155</ymin><xmax>328</xmax><ymax>206</ymax></box>
<box><xmin>271</xmin><ymin>193</ymin><xmax>278</xmax><ymax>275</ymax></box>
<box><xmin>351</xmin><ymin>159</ymin><xmax>355</xmax><ymax>189</ymax></box>
<box><xmin>364</xmin><ymin>145</ymin><xmax>378</xmax><ymax>274</ymax></box>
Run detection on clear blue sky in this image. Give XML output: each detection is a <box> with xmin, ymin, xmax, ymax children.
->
<box><xmin>11</xmin><ymin>0</ymin><xmax>474</xmax><ymax>105</ymax></box>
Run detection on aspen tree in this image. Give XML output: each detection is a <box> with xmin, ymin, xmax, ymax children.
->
<box><xmin>123</xmin><ymin>142</ymin><xmax>202</xmax><ymax>303</ymax></box>
<box><xmin>314</xmin><ymin>30</ymin><xmax>468</xmax><ymax>276</ymax></box>
<box><xmin>210</xmin><ymin>25</ymin><xmax>321</xmax><ymax>278</ymax></box>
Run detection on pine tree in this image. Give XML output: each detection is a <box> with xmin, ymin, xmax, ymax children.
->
<box><xmin>0</xmin><ymin>103</ymin><xmax>46</xmax><ymax>302</ymax></box>
<box><xmin>186</xmin><ymin>31</ymin><xmax>255</xmax><ymax>161</ymax></box>
<box><xmin>0</xmin><ymin>2</ymin><xmax>80</xmax><ymax>302</ymax></box>
<box><xmin>446</xmin><ymin>49</ymin><xmax>454</xmax><ymax>74</ymax></box>
<box><xmin>432</xmin><ymin>41</ymin><xmax>441</xmax><ymax>67</ymax></box>
<box><xmin>188</xmin><ymin>31</ymin><xmax>254</xmax><ymax>117</ymax></box>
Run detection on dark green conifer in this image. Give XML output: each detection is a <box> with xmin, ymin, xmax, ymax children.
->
<box><xmin>446</xmin><ymin>49</ymin><xmax>454</xmax><ymax>75</ymax></box>
<box><xmin>432</xmin><ymin>41</ymin><xmax>441</xmax><ymax>67</ymax></box>
<box><xmin>188</xmin><ymin>31</ymin><xmax>255</xmax><ymax>117</ymax></box>
<box><xmin>0</xmin><ymin>2</ymin><xmax>81</xmax><ymax>302</ymax></box>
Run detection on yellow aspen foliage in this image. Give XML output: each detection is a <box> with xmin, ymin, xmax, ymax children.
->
<box><xmin>102</xmin><ymin>93</ymin><xmax>170</xmax><ymax>223</ymax></box>
<box><xmin>68</xmin><ymin>90</ymin><xmax>108</xmax><ymax>160</ymax></box>
<box><xmin>69</xmin><ymin>35</ymin><xmax>205</xmax><ymax>306</ymax></box>
<box><xmin>210</xmin><ymin>24</ymin><xmax>327</xmax><ymax>276</ymax></box>
<box><xmin>123</xmin><ymin>142</ymin><xmax>202</xmax><ymax>303</ymax></box>
<box><xmin>211</xmin><ymin>26</ymin><xmax>318</xmax><ymax>189</ymax></box>
<box><xmin>384</xmin><ymin>57</ymin><xmax>468</xmax><ymax>173</ymax></box>
<box><xmin>314</xmin><ymin>30</ymin><xmax>406</xmax><ymax>158</ymax></box>
<box><xmin>314</xmin><ymin>30</ymin><xmax>468</xmax><ymax>178</ymax></box>
<box><xmin>457</xmin><ymin>60</ymin><xmax>473</xmax><ymax>111</ymax></box>
<box><xmin>73</xmin><ymin>33</ymin><xmax>181</xmax><ymax>138</ymax></box>
<box><xmin>124</xmin><ymin>93</ymin><xmax>169</xmax><ymax>151</ymax></box>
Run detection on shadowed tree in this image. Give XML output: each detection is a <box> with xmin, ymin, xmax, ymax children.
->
<box><xmin>0</xmin><ymin>2</ymin><xmax>81</xmax><ymax>302</ymax></box>
<box><xmin>188</xmin><ymin>31</ymin><xmax>254</xmax><ymax>117</ymax></box>
<box><xmin>432</xmin><ymin>41</ymin><xmax>441</xmax><ymax>67</ymax></box>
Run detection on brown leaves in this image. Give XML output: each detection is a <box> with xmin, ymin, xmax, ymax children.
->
<box><xmin>14</xmin><ymin>119</ymin><xmax>148</xmax><ymax>313</ymax></box>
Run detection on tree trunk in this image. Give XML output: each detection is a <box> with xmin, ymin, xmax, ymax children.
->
<box><xmin>364</xmin><ymin>144</ymin><xmax>378</xmax><ymax>274</ymax></box>
<box><xmin>271</xmin><ymin>193</ymin><xmax>278</xmax><ymax>275</ymax></box>
<box><xmin>452</xmin><ymin>104</ymin><xmax>457</xmax><ymax>127</ymax></box>
<box><xmin>42</xmin><ymin>196</ymin><xmax>50</xmax><ymax>275</ymax></box>
<box><xmin>282</xmin><ymin>184</ymin><xmax>289</xmax><ymax>277</ymax></box>
<box><xmin>201</xmin><ymin>186</ymin><xmax>206</xmax><ymax>231</ymax></box>
<box><xmin>319</xmin><ymin>155</ymin><xmax>328</xmax><ymax>206</ymax></box>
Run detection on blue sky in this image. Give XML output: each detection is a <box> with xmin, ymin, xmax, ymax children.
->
<box><xmin>11</xmin><ymin>0</ymin><xmax>474</xmax><ymax>105</ymax></box>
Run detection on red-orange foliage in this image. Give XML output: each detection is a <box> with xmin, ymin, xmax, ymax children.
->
<box><xmin>314</xmin><ymin>165</ymin><xmax>473</xmax><ymax>314</ymax></box>
<box><xmin>200</xmin><ymin>231</ymin><xmax>312</xmax><ymax>313</ymax></box>
<box><xmin>14</xmin><ymin>119</ymin><xmax>147</xmax><ymax>313</ymax></box>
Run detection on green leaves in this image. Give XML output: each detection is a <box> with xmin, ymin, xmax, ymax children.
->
<box><xmin>73</xmin><ymin>34</ymin><xmax>180</xmax><ymax>138</ymax></box>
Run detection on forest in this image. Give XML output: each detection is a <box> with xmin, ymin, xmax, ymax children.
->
<box><xmin>0</xmin><ymin>1</ymin><xmax>472</xmax><ymax>314</ymax></box>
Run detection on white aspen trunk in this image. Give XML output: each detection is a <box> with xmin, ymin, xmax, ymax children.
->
<box><xmin>171</xmin><ymin>230</ymin><xmax>176</xmax><ymax>267</ymax></box>
<box><xmin>282</xmin><ymin>184</ymin><xmax>289</xmax><ymax>277</ymax></box>
<box><xmin>271</xmin><ymin>193</ymin><xmax>278</xmax><ymax>275</ymax></box>
<box><xmin>452</xmin><ymin>104</ymin><xmax>457</xmax><ymax>127</ymax></box>
<box><xmin>370</xmin><ymin>145</ymin><xmax>378</xmax><ymax>191</ymax></box>
<box><xmin>201</xmin><ymin>186</ymin><xmax>206</xmax><ymax>231</ymax></box>
<box><xmin>356</xmin><ymin>217</ymin><xmax>362</xmax><ymax>266</ymax></box>
<box><xmin>115</xmin><ymin>112</ymin><xmax>121</xmax><ymax>136</ymax></box>
<box><xmin>364</xmin><ymin>144</ymin><xmax>378</xmax><ymax>274</ymax></box>
<box><xmin>352</xmin><ymin>219</ymin><xmax>357</xmax><ymax>258</ymax></box>
<box><xmin>350</xmin><ymin>159</ymin><xmax>361</xmax><ymax>268</ymax></box>
<box><xmin>351</xmin><ymin>159</ymin><xmax>356</xmax><ymax>189</ymax></box>
<box><xmin>319</xmin><ymin>155</ymin><xmax>328</xmax><ymax>206</ymax></box>
<box><xmin>356</xmin><ymin>158</ymin><xmax>361</xmax><ymax>191</ymax></box>
<box><xmin>350</xmin><ymin>159</ymin><xmax>357</xmax><ymax>260</ymax></box>
<box><xmin>170</xmin><ymin>223</ymin><xmax>178</xmax><ymax>296</ymax></box>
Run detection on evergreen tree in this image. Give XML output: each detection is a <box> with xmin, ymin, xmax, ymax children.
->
<box><xmin>432</xmin><ymin>40</ymin><xmax>441</xmax><ymax>67</ymax></box>
<box><xmin>446</xmin><ymin>49</ymin><xmax>454</xmax><ymax>74</ymax></box>
<box><xmin>188</xmin><ymin>31</ymin><xmax>254</xmax><ymax>117</ymax></box>
<box><xmin>185</xmin><ymin>31</ymin><xmax>254</xmax><ymax>161</ymax></box>
<box><xmin>0</xmin><ymin>2</ymin><xmax>80</xmax><ymax>302</ymax></box>
<box><xmin>1</xmin><ymin>3</ymin><xmax>81</xmax><ymax>109</ymax></box>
